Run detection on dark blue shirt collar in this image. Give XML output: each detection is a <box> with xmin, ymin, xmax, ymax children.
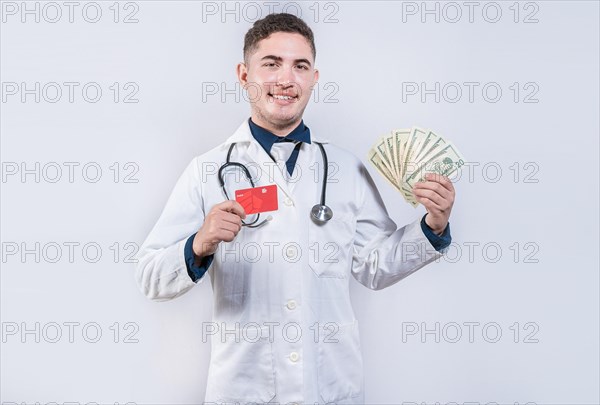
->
<box><xmin>248</xmin><ymin>117</ymin><xmax>311</xmax><ymax>154</ymax></box>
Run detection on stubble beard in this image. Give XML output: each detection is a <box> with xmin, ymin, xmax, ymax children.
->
<box><xmin>253</xmin><ymin>102</ymin><xmax>306</xmax><ymax>133</ymax></box>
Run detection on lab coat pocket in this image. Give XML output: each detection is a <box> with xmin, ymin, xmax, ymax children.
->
<box><xmin>317</xmin><ymin>319</ymin><xmax>363</xmax><ymax>402</ymax></box>
<box><xmin>308</xmin><ymin>211</ymin><xmax>356</xmax><ymax>278</ymax></box>
<box><xmin>205</xmin><ymin>325</ymin><xmax>276</xmax><ymax>404</ymax></box>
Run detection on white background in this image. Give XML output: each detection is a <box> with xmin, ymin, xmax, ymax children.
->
<box><xmin>1</xmin><ymin>1</ymin><xmax>598</xmax><ymax>404</ymax></box>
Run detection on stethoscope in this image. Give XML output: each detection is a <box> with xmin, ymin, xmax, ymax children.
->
<box><xmin>218</xmin><ymin>141</ymin><xmax>333</xmax><ymax>228</ymax></box>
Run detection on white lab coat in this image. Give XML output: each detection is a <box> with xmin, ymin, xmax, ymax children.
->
<box><xmin>135</xmin><ymin>119</ymin><xmax>444</xmax><ymax>404</ymax></box>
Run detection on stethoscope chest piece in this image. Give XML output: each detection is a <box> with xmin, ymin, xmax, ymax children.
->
<box><xmin>311</xmin><ymin>204</ymin><xmax>333</xmax><ymax>223</ymax></box>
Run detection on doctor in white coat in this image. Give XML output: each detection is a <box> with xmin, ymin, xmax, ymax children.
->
<box><xmin>136</xmin><ymin>13</ymin><xmax>456</xmax><ymax>405</ymax></box>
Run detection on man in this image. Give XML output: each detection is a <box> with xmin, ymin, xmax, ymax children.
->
<box><xmin>136</xmin><ymin>13</ymin><xmax>455</xmax><ymax>404</ymax></box>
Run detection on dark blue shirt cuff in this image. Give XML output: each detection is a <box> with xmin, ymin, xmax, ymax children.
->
<box><xmin>184</xmin><ymin>233</ymin><xmax>213</xmax><ymax>282</ymax></box>
<box><xmin>420</xmin><ymin>214</ymin><xmax>452</xmax><ymax>252</ymax></box>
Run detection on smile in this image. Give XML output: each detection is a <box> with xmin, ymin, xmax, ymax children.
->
<box><xmin>269</xmin><ymin>93</ymin><xmax>297</xmax><ymax>101</ymax></box>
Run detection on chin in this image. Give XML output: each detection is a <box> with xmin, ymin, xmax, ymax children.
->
<box><xmin>267</xmin><ymin>111</ymin><xmax>298</xmax><ymax>123</ymax></box>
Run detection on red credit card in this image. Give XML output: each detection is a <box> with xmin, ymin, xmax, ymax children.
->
<box><xmin>234</xmin><ymin>184</ymin><xmax>279</xmax><ymax>215</ymax></box>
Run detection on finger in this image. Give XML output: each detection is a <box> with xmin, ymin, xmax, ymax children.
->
<box><xmin>424</xmin><ymin>173</ymin><xmax>455</xmax><ymax>193</ymax></box>
<box><xmin>217</xmin><ymin>200</ymin><xmax>247</xmax><ymax>219</ymax></box>
<box><xmin>221</xmin><ymin>211</ymin><xmax>244</xmax><ymax>227</ymax></box>
<box><xmin>412</xmin><ymin>188</ymin><xmax>445</xmax><ymax>208</ymax></box>
<box><xmin>218</xmin><ymin>220</ymin><xmax>241</xmax><ymax>235</ymax></box>
<box><xmin>218</xmin><ymin>229</ymin><xmax>237</xmax><ymax>243</ymax></box>
<box><xmin>413</xmin><ymin>181</ymin><xmax>451</xmax><ymax>200</ymax></box>
<box><xmin>414</xmin><ymin>193</ymin><xmax>443</xmax><ymax>211</ymax></box>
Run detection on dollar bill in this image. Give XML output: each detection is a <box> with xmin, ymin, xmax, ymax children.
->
<box><xmin>393</xmin><ymin>129</ymin><xmax>410</xmax><ymax>180</ymax></box>
<box><xmin>405</xmin><ymin>142</ymin><xmax>465</xmax><ymax>189</ymax></box>
<box><xmin>367</xmin><ymin>148</ymin><xmax>403</xmax><ymax>193</ymax></box>
<box><xmin>374</xmin><ymin>137</ymin><xmax>397</xmax><ymax>182</ymax></box>
<box><xmin>403</xmin><ymin>127</ymin><xmax>428</xmax><ymax>179</ymax></box>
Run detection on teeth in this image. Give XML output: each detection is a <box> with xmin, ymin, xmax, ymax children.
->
<box><xmin>272</xmin><ymin>94</ymin><xmax>294</xmax><ymax>100</ymax></box>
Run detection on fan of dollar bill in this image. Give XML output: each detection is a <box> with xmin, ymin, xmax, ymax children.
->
<box><xmin>367</xmin><ymin>127</ymin><xmax>465</xmax><ymax>207</ymax></box>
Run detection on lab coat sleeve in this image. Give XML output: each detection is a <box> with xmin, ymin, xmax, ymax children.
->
<box><xmin>351</xmin><ymin>162</ymin><xmax>444</xmax><ymax>290</ymax></box>
<box><xmin>135</xmin><ymin>157</ymin><xmax>208</xmax><ymax>301</ymax></box>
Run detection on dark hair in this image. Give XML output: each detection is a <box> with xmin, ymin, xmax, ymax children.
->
<box><xmin>243</xmin><ymin>13</ymin><xmax>316</xmax><ymax>64</ymax></box>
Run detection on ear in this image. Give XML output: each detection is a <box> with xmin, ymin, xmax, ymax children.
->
<box><xmin>313</xmin><ymin>68</ymin><xmax>320</xmax><ymax>85</ymax></box>
<box><xmin>237</xmin><ymin>62</ymin><xmax>248</xmax><ymax>88</ymax></box>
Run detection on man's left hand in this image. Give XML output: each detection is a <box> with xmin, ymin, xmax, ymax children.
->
<box><xmin>412</xmin><ymin>173</ymin><xmax>455</xmax><ymax>235</ymax></box>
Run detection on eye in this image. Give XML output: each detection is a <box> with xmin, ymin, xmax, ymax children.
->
<box><xmin>296</xmin><ymin>64</ymin><xmax>309</xmax><ymax>70</ymax></box>
<box><xmin>264</xmin><ymin>62</ymin><xmax>278</xmax><ymax>68</ymax></box>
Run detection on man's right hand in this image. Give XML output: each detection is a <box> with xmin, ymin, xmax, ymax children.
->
<box><xmin>192</xmin><ymin>200</ymin><xmax>246</xmax><ymax>262</ymax></box>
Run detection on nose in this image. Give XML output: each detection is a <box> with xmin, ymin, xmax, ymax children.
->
<box><xmin>277</xmin><ymin>66</ymin><xmax>295</xmax><ymax>88</ymax></box>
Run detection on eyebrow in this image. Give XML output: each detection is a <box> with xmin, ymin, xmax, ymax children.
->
<box><xmin>260</xmin><ymin>55</ymin><xmax>312</xmax><ymax>67</ymax></box>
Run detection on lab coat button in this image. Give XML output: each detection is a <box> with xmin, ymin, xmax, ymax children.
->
<box><xmin>286</xmin><ymin>300</ymin><xmax>297</xmax><ymax>310</ymax></box>
<box><xmin>289</xmin><ymin>351</ymin><xmax>300</xmax><ymax>362</ymax></box>
<box><xmin>285</xmin><ymin>247</ymin><xmax>295</xmax><ymax>258</ymax></box>
<box><xmin>284</xmin><ymin>197</ymin><xmax>293</xmax><ymax>206</ymax></box>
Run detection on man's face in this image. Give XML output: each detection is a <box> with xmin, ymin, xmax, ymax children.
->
<box><xmin>237</xmin><ymin>32</ymin><xmax>319</xmax><ymax>134</ymax></box>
